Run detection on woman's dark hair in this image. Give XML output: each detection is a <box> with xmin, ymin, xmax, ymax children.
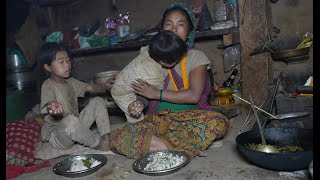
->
<box><xmin>161</xmin><ymin>6</ymin><xmax>194</xmax><ymax>32</ymax></box>
<box><xmin>149</xmin><ymin>30</ymin><xmax>187</xmax><ymax>64</ymax></box>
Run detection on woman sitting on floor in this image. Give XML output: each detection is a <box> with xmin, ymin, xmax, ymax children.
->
<box><xmin>108</xmin><ymin>2</ymin><xmax>229</xmax><ymax>159</ymax></box>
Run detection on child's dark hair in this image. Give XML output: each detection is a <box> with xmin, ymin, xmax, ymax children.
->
<box><xmin>37</xmin><ymin>42</ymin><xmax>69</xmax><ymax>68</ymax></box>
<box><xmin>149</xmin><ymin>30</ymin><xmax>187</xmax><ymax>64</ymax></box>
<box><xmin>34</xmin><ymin>42</ymin><xmax>70</xmax><ymax>95</ymax></box>
<box><xmin>161</xmin><ymin>6</ymin><xmax>194</xmax><ymax>32</ymax></box>
<box><xmin>36</xmin><ymin>42</ymin><xmax>70</xmax><ymax>83</ymax></box>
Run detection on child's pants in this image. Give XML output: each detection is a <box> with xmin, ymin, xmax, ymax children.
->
<box><xmin>48</xmin><ymin>97</ymin><xmax>111</xmax><ymax>149</ymax></box>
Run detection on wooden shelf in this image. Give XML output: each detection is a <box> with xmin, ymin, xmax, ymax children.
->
<box><xmin>195</xmin><ymin>27</ymin><xmax>237</xmax><ymax>38</ymax></box>
<box><xmin>71</xmin><ymin>38</ymin><xmax>150</xmax><ymax>56</ymax></box>
<box><xmin>71</xmin><ymin>27</ymin><xmax>238</xmax><ymax>56</ymax></box>
<box><xmin>24</xmin><ymin>0</ymin><xmax>75</xmax><ymax>6</ymax></box>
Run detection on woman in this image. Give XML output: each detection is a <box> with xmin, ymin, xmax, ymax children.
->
<box><xmin>109</xmin><ymin>2</ymin><xmax>229</xmax><ymax>160</ymax></box>
<box><xmin>129</xmin><ymin>2</ymin><xmax>211</xmax><ymax>115</ymax></box>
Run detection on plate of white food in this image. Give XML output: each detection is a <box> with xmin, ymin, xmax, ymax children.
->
<box><xmin>132</xmin><ymin>150</ymin><xmax>191</xmax><ymax>176</ymax></box>
<box><xmin>53</xmin><ymin>154</ymin><xmax>107</xmax><ymax>177</ymax></box>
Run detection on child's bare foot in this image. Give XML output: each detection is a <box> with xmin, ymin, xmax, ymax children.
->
<box><xmin>149</xmin><ymin>135</ymin><xmax>168</xmax><ymax>152</ymax></box>
<box><xmin>94</xmin><ymin>133</ymin><xmax>110</xmax><ymax>151</ymax></box>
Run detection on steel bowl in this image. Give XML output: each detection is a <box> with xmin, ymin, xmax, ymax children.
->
<box><xmin>53</xmin><ymin>154</ymin><xmax>107</xmax><ymax>178</ymax></box>
<box><xmin>132</xmin><ymin>150</ymin><xmax>191</xmax><ymax>176</ymax></box>
<box><xmin>95</xmin><ymin>70</ymin><xmax>120</xmax><ymax>85</ymax></box>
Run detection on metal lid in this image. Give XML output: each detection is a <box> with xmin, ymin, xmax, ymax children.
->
<box><xmin>217</xmin><ymin>87</ymin><xmax>232</xmax><ymax>95</ymax></box>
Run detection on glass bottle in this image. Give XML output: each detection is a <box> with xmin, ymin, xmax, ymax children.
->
<box><xmin>214</xmin><ymin>0</ymin><xmax>228</xmax><ymax>22</ymax></box>
<box><xmin>228</xmin><ymin>0</ymin><xmax>239</xmax><ymax>27</ymax></box>
<box><xmin>223</xmin><ymin>68</ymin><xmax>238</xmax><ymax>87</ymax></box>
<box><xmin>231</xmin><ymin>84</ymin><xmax>241</xmax><ymax>105</ymax></box>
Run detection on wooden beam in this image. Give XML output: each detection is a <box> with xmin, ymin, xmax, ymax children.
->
<box><xmin>24</xmin><ymin>0</ymin><xmax>74</xmax><ymax>6</ymax></box>
<box><xmin>72</xmin><ymin>29</ymin><xmax>237</xmax><ymax>56</ymax></box>
<box><xmin>47</xmin><ymin>6</ymin><xmax>56</xmax><ymax>29</ymax></box>
<box><xmin>223</xmin><ymin>28</ymin><xmax>240</xmax><ymax>46</ymax></box>
<box><xmin>239</xmin><ymin>0</ymin><xmax>274</xmax><ymax>110</ymax></box>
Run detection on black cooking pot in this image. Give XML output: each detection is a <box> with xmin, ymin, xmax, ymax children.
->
<box><xmin>236</xmin><ymin>128</ymin><xmax>313</xmax><ymax>171</ymax></box>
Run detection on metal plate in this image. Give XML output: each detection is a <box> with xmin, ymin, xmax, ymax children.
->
<box><xmin>118</xmin><ymin>28</ymin><xmax>159</xmax><ymax>43</ymax></box>
<box><xmin>53</xmin><ymin>154</ymin><xmax>107</xmax><ymax>178</ymax></box>
<box><xmin>132</xmin><ymin>151</ymin><xmax>191</xmax><ymax>176</ymax></box>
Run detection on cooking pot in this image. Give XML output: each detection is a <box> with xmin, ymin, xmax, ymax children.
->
<box><xmin>6</xmin><ymin>54</ymin><xmax>29</xmax><ymax>73</ymax></box>
<box><xmin>236</xmin><ymin>128</ymin><xmax>313</xmax><ymax>171</ymax></box>
<box><xmin>6</xmin><ymin>70</ymin><xmax>36</xmax><ymax>91</ymax></box>
<box><xmin>95</xmin><ymin>70</ymin><xmax>120</xmax><ymax>103</ymax></box>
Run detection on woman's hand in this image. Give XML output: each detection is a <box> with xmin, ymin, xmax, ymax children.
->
<box><xmin>130</xmin><ymin>79</ymin><xmax>160</xmax><ymax>99</ymax></box>
<box><xmin>106</xmin><ymin>72</ymin><xmax>119</xmax><ymax>91</ymax></box>
<box><xmin>128</xmin><ymin>100</ymin><xmax>144</xmax><ymax>117</ymax></box>
<box><xmin>47</xmin><ymin>101</ymin><xmax>64</xmax><ymax>116</ymax></box>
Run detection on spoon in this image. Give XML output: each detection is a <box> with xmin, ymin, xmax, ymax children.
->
<box><xmin>249</xmin><ymin>96</ymin><xmax>279</xmax><ymax>153</ymax></box>
<box><xmin>269</xmin><ymin>112</ymin><xmax>310</xmax><ymax>120</ymax></box>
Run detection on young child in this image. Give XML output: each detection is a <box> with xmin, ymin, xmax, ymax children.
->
<box><xmin>111</xmin><ymin>30</ymin><xmax>188</xmax><ymax>122</ymax></box>
<box><xmin>38</xmin><ymin>42</ymin><xmax>116</xmax><ymax>151</ymax></box>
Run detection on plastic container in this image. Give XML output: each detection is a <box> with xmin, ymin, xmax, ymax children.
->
<box><xmin>217</xmin><ymin>87</ymin><xmax>235</xmax><ymax>106</ymax></box>
<box><xmin>231</xmin><ymin>84</ymin><xmax>241</xmax><ymax>105</ymax></box>
<box><xmin>116</xmin><ymin>19</ymin><xmax>130</xmax><ymax>38</ymax></box>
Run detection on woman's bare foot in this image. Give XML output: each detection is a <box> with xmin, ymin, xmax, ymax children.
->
<box><xmin>94</xmin><ymin>133</ymin><xmax>110</xmax><ymax>151</ymax></box>
<box><xmin>149</xmin><ymin>135</ymin><xmax>168</xmax><ymax>152</ymax></box>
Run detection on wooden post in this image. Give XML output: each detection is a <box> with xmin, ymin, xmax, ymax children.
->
<box><xmin>223</xmin><ymin>28</ymin><xmax>240</xmax><ymax>46</ymax></box>
<box><xmin>238</xmin><ymin>0</ymin><xmax>274</xmax><ymax>110</ymax></box>
<box><xmin>47</xmin><ymin>6</ymin><xmax>56</xmax><ymax>29</ymax></box>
